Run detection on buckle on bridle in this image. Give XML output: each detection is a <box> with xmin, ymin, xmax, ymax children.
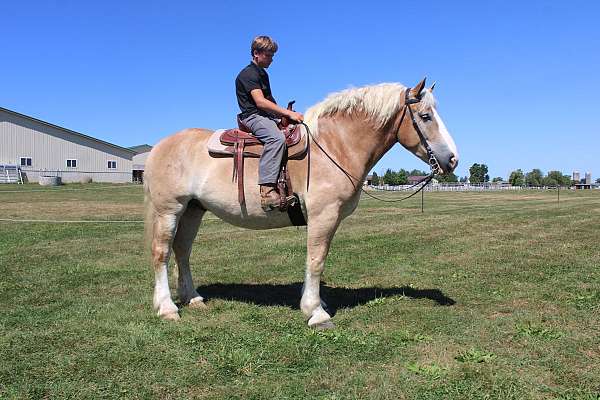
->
<box><xmin>404</xmin><ymin>87</ymin><xmax>422</xmax><ymax>104</ymax></box>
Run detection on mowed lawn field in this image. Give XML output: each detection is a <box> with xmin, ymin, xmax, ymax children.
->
<box><xmin>0</xmin><ymin>184</ymin><xmax>599</xmax><ymax>399</ymax></box>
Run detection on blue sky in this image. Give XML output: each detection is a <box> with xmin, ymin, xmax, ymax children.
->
<box><xmin>2</xmin><ymin>1</ymin><xmax>599</xmax><ymax>179</ymax></box>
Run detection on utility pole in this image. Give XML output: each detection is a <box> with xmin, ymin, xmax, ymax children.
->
<box><xmin>421</xmin><ymin>183</ymin><xmax>425</xmax><ymax>213</ymax></box>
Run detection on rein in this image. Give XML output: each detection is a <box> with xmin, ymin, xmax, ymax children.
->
<box><xmin>300</xmin><ymin>87</ymin><xmax>441</xmax><ymax>203</ymax></box>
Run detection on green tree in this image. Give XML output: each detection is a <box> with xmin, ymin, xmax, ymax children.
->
<box><xmin>525</xmin><ymin>169</ymin><xmax>543</xmax><ymax>187</ymax></box>
<box><xmin>383</xmin><ymin>169</ymin><xmax>394</xmax><ymax>185</ymax></box>
<box><xmin>508</xmin><ymin>169</ymin><xmax>525</xmax><ymax>186</ymax></box>
<box><xmin>469</xmin><ymin>163</ymin><xmax>489</xmax><ymax>183</ymax></box>
<box><xmin>396</xmin><ymin>169</ymin><xmax>408</xmax><ymax>185</ymax></box>
<box><xmin>492</xmin><ymin>177</ymin><xmax>503</xmax><ymax>183</ymax></box>
<box><xmin>381</xmin><ymin>168</ymin><xmax>412</xmax><ymax>185</ymax></box>
<box><xmin>409</xmin><ymin>169</ymin><xmax>428</xmax><ymax>176</ymax></box>
<box><xmin>383</xmin><ymin>169</ymin><xmax>404</xmax><ymax>185</ymax></box>
<box><xmin>459</xmin><ymin>176</ymin><xmax>468</xmax><ymax>183</ymax></box>
<box><xmin>544</xmin><ymin>170</ymin><xmax>570</xmax><ymax>186</ymax></box>
<box><xmin>371</xmin><ymin>172</ymin><xmax>379</xmax><ymax>185</ymax></box>
<box><xmin>436</xmin><ymin>172</ymin><xmax>458</xmax><ymax>183</ymax></box>
<box><xmin>596</xmin><ymin>178</ymin><xmax>600</xmax><ymax>184</ymax></box>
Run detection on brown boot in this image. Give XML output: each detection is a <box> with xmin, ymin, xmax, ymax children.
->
<box><xmin>260</xmin><ymin>185</ymin><xmax>280</xmax><ymax>211</ymax></box>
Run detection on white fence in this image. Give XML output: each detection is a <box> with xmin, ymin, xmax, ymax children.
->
<box><xmin>368</xmin><ymin>183</ymin><xmax>593</xmax><ymax>192</ymax></box>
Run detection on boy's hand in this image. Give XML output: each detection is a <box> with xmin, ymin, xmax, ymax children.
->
<box><xmin>288</xmin><ymin>111</ymin><xmax>304</xmax><ymax>122</ymax></box>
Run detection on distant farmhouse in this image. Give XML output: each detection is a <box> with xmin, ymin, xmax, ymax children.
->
<box><xmin>407</xmin><ymin>175</ymin><xmax>429</xmax><ymax>185</ymax></box>
<box><xmin>0</xmin><ymin>106</ymin><xmax>151</xmax><ymax>183</ymax></box>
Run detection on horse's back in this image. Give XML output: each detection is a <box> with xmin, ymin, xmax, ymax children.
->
<box><xmin>147</xmin><ymin>128</ymin><xmax>211</xmax><ymax>167</ymax></box>
<box><xmin>147</xmin><ymin>128</ymin><xmax>214</xmax><ymax>175</ymax></box>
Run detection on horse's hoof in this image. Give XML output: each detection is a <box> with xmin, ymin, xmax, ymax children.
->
<box><xmin>307</xmin><ymin>306</ymin><xmax>333</xmax><ymax>328</ymax></box>
<box><xmin>160</xmin><ymin>312</ymin><xmax>181</xmax><ymax>321</ymax></box>
<box><xmin>188</xmin><ymin>297</ymin><xmax>208</xmax><ymax>309</ymax></box>
<box><xmin>311</xmin><ymin>320</ymin><xmax>335</xmax><ymax>330</ymax></box>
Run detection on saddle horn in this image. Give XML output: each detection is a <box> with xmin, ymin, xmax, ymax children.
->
<box><xmin>280</xmin><ymin>100</ymin><xmax>296</xmax><ymax>128</ymax></box>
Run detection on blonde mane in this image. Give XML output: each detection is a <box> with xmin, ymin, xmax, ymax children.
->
<box><xmin>304</xmin><ymin>83</ymin><xmax>436</xmax><ymax>136</ymax></box>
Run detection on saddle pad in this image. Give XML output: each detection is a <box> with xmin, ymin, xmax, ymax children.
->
<box><xmin>207</xmin><ymin>126</ymin><xmax>307</xmax><ymax>158</ymax></box>
<box><xmin>206</xmin><ymin>129</ymin><xmax>229</xmax><ymax>156</ymax></box>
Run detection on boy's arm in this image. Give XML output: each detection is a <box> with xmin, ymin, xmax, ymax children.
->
<box><xmin>250</xmin><ymin>89</ymin><xmax>303</xmax><ymax>122</ymax></box>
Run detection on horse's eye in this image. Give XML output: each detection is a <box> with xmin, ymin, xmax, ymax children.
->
<box><xmin>420</xmin><ymin>113</ymin><xmax>431</xmax><ymax>121</ymax></box>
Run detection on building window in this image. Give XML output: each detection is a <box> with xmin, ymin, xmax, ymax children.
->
<box><xmin>66</xmin><ymin>159</ymin><xmax>77</xmax><ymax>168</ymax></box>
<box><xmin>20</xmin><ymin>157</ymin><xmax>32</xmax><ymax>167</ymax></box>
<box><xmin>107</xmin><ymin>160</ymin><xmax>117</xmax><ymax>169</ymax></box>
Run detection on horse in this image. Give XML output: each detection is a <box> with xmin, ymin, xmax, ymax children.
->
<box><xmin>144</xmin><ymin>78</ymin><xmax>458</xmax><ymax>328</ymax></box>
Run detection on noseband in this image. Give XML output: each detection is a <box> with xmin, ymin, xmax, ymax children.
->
<box><xmin>400</xmin><ymin>88</ymin><xmax>442</xmax><ymax>175</ymax></box>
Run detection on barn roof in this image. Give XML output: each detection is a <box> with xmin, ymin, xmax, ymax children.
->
<box><xmin>0</xmin><ymin>106</ymin><xmax>136</xmax><ymax>155</ymax></box>
<box><xmin>128</xmin><ymin>144</ymin><xmax>153</xmax><ymax>154</ymax></box>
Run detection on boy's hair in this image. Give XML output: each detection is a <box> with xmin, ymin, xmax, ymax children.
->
<box><xmin>251</xmin><ymin>36</ymin><xmax>278</xmax><ymax>56</ymax></box>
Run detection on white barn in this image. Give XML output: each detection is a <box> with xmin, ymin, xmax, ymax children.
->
<box><xmin>0</xmin><ymin>107</ymin><xmax>136</xmax><ymax>183</ymax></box>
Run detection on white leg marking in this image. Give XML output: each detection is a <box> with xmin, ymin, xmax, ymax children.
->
<box><xmin>154</xmin><ymin>266</ymin><xmax>179</xmax><ymax>320</ymax></box>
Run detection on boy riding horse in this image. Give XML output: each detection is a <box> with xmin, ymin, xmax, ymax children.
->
<box><xmin>235</xmin><ymin>35</ymin><xmax>304</xmax><ymax>211</ymax></box>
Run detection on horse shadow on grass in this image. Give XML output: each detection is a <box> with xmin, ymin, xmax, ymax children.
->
<box><xmin>195</xmin><ymin>282</ymin><xmax>455</xmax><ymax>317</ymax></box>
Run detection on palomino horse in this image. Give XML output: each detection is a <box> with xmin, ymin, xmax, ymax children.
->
<box><xmin>144</xmin><ymin>78</ymin><xmax>458</xmax><ymax>328</ymax></box>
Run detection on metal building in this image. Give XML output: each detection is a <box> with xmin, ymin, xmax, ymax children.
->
<box><xmin>0</xmin><ymin>106</ymin><xmax>135</xmax><ymax>183</ymax></box>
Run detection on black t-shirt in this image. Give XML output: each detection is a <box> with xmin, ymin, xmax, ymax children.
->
<box><xmin>235</xmin><ymin>62</ymin><xmax>276</xmax><ymax>119</ymax></box>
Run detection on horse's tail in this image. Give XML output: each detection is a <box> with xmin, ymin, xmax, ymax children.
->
<box><xmin>143</xmin><ymin>179</ymin><xmax>156</xmax><ymax>259</ymax></box>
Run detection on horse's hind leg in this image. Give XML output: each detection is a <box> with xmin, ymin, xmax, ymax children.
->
<box><xmin>152</xmin><ymin>211</ymin><xmax>181</xmax><ymax>320</ymax></box>
<box><xmin>172</xmin><ymin>202</ymin><xmax>206</xmax><ymax>309</ymax></box>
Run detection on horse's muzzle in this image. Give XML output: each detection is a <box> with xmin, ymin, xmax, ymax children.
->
<box><xmin>436</xmin><ymin>151</ymin><xmax>459</xmax><ymax>174</ymax></box>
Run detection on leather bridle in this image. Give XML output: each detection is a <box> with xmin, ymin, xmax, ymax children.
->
<box><xmin>399</xmin><ymin>88</ymin><xmax>442</xmax><ymax>176</ymax></box>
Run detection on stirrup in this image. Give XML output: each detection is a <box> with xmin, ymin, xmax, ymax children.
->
<box><xmin>261</xmin><ymin>202</ymin><xmax>277</xmax><ymax>212</ymax></box>
<box><xmin>261</xmin><ymin>193</ymin><xmax>296</xmax><ymax>212</ymax></box>
<box><xmin>278</xmin><ymin>194</ymin><xmax>296</xmax><ymax>211</ymax></box>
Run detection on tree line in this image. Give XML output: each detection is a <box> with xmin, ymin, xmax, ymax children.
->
<box><xmin>506</xmin><ymin>168</ymin><xmax>572</xmax><ymax>186</ymax></box>
<box><xmin>372</xmin><ymin>163</ymin><xmax>578</xmax><ymax>186</ymax></box>
<box><xmin>372</xmin><ymin>168</ymin><xmax>458</xmax><ymax>185</ymax></box>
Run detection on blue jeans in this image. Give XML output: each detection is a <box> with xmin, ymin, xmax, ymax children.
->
<box><xmin>241</xmin><ymin>114</ymin><xmax>286</xmax><ymax>185</ymax></box>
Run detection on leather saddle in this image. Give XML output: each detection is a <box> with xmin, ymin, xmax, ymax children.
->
<box><xmin>209</xmin><ymin>101</ymin><xmax>308</xmax><ymax>210</ymax></box>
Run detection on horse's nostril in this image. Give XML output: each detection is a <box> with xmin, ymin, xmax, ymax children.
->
<box><xmin>448</xmin><ymin>156</ymin><xmax>458</xmax><ymax>169</ymax></box>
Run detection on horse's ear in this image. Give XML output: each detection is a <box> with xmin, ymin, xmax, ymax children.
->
<box><xmin>411</xmin><ymin>77</ymin><xmax>427</xmax><ymax>98</ymax></box>
<box><xmin>430</xmin><ymin>82</ymin><xmax>436</xmax><ymax>92</ymax></box>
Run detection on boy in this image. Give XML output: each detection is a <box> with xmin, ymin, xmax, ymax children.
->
<box><xmin>235</xmin><ymin>36</ymin><xmax>303</xmax><ymax>211</ymax></box>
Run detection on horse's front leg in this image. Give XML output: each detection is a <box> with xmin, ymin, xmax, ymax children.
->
<box><xmin>301</xmin><ymin>205</ymin><xmax>341</xmax><ymax>328</ymax></box>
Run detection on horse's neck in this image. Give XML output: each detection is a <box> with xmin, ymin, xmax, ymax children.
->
<box><xmin>314</xmin><ymin>117</ymin><xmax>397</xmax><ymax>182</ymax></box>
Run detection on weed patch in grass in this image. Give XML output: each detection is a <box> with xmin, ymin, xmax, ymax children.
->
<box><xmin>553</xmin><ymin>389</ymin><xmax>600</xmax><ymax>400</ymax></box>
<box><xmin>390</xmin><ymin>329</ymin><xmax>432</xmax><ymax>345</ymax></box>
<box><xmin>569</xmin><ymin>291</ymin><xmax>600</xmax><ymax>310</ymax></box>
<box><xmin>455</xmin><ymin>348</ymin><xmax>497</xmax><ymax>363</ymax></box>
<box><xmin>516</xmin><ymin>322</ymin><xmax>564</xmax><ymax>340</ymax></box>
<box><xmin>405</xmin><ymin>361</ymin><xmax>447</xmax><ymax>379</ymax></box>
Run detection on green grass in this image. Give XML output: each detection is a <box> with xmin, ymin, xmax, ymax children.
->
<box><xmin>1</xmin><ymin>184</ymin><xmax>599</xmax><ymax>399</ymax></box>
